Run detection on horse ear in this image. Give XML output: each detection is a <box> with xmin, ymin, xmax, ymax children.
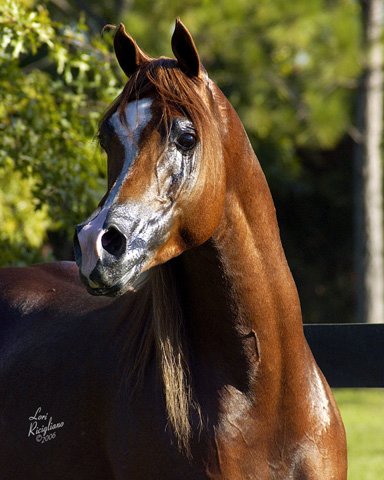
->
<box><xmin>171</xmin><ymin>18</ymin><xmax>201</xmax><ymax>78</ymax></box>
<box><xmin>113</xmin><ymin>23</ymin><xmax>151</xmax><ymax>77</ymax></box>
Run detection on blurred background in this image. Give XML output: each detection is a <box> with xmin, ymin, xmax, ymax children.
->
<box><xmin>1</xmin><ymin>2</ymin><xmax>383</xmax><ymax>478</ymax></box>
<box><xmin>0</xmin><ymin>0</ymin><xmax>382</xmax><ymax>326</ymax></box>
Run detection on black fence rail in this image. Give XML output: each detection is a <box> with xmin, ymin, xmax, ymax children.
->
<box><xmin>304</xmin><ymin>323</ymin><xmax>384</xmax><ymax>388</ymax></box>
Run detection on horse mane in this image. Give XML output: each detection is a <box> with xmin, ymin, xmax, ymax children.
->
<box><xmin>120</xmin><ymin>263</ymin><xmax>200</xmax><ymax>457</ymax></box>
<box><xmin>150</xmin><ymin>264</ymin><xmax>201</xmax><ymax>454</ymax></box>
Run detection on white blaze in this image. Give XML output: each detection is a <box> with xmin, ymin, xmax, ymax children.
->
<box><xmin>78</xmin><ymin>98</ymin><xmax>153</xmax><ymax>279</ymax></box>
<box><xmin>105</xmin><ymin>98</ymin><xmax>153</xmax><ymax>208</ymax></box>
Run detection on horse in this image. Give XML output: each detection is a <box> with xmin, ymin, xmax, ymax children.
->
<box><xmin>0</xmin><ymin>19</ymin><xmax>347</xmax><ymax>479</ymax></box>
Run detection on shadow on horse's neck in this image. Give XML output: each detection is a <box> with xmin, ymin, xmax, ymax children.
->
<box><xmin>120</xmin><ymin>107</ymin><xmax>308</xmax><ymax>453</ymax></box>
<box><xmin>167</xmin><ymin>134</ymin><xmax>304</xmax><ymax>395</ymax></box>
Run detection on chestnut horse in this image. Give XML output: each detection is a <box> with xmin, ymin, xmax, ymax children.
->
<box><xmin>0</xmin><ymin>20</ymin><xmax>347</xmax><ymax>479</ymax></box>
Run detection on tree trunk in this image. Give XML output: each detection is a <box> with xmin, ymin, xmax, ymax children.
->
<box><xmin>354</xmin><ymin>0</ymin><xmax>384</xmax><ymax>324</ymax></box>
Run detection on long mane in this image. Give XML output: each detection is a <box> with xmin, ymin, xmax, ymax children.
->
<box><xmin>120</xmin><ymin>263</ymin><xmax>199</xmax><ymax>457</ymax></box>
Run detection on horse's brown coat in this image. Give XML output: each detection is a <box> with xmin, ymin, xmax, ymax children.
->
<box><xmin>0</xmin><ymin>20</ymin><xmax>347</xmax><ymax>479</ymax></box>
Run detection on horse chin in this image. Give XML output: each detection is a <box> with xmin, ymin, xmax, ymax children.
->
<box><xmin>85</xmin><ymin>282</ymin><xmax>125</xmax><ymax>297</ymax></box>
<box><xmin>83</xmin><ymin>264</ymin><xmax>147</xmax><ymax>298</ymax></box>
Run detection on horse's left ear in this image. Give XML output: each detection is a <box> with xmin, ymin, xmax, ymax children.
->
<box><xmin>113</xmin><ymin>23</ymin><xmax>151</xmax><ymax>77</ymax></box>
<box><xmin>171</xmin><ymin>19</ymin><xmax>201</xmax><ymax>78</ymax></box>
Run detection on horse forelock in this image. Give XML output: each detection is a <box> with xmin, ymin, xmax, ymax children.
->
<box><xmin>100</xmin><ymin>57</ymin><xmax>212</xmax><ymax>143</ymax></box>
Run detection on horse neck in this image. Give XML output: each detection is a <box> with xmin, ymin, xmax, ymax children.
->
<box><xmin>174</xmin><ymin>103</ymin><xmax>305</xmax><ymax>393</ymax></box>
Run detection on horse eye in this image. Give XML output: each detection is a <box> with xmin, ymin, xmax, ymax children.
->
<box><xmin>97</xmin><ymin>134</ymin><xmax>107</xmax><ymax>151</ymax></box>
<box><xmin>176</xmin><ymin>133</ymin><xmax>196</xmax><ymax>150</ymax></box>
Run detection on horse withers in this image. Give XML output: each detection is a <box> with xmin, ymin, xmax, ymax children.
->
<box><xmin>0</xmin><ymin>20</ymin><xmax>347</xmax><ymax>479</ymax></box>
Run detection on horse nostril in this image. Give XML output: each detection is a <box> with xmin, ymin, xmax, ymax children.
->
<box><xmin>101</xmin><ymin>227</ymin><xmax>126</xmax><ymax>258</ymax></box>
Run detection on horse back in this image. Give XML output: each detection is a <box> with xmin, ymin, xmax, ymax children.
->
<box><xmin>0</xmin><ymin>262</ymin><xmax>125</xmax><ymax>479</ymax></box>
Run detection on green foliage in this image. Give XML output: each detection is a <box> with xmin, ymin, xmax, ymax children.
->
<box><xmin>0</xmin><ymin>171</ymin><xmax>51</xmax><ymax>265</ymax></box>
<box><xmin>1</xmin><ymin>0</ymin><xmax>363</xmax><ymax>326</ymax></box>
<box><xmin>119</xmin><ymin>0</ymin><xmax>361</xmax><ymax>192</ymax></box>
<box><xmin>117</xmin><ymin>0</ymin><xmax>361</xmax><ymax>323</ymax></box>
<box><xmin>0</xmin><ymin>0</ymin><xmax>120</xmax><ymax>266</ymax></box>
<box><xmin>125</xmin><ymin>1</ymin><xmax>361</xmax><ymax>144</ymax></box>
<box><xmin>333</xmin><ymin>389</ymin><xmax>384</xmax><ymax>480</ymax></box>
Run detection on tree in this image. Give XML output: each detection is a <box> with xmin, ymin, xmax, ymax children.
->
<box><xmin>0</xmin><ymin>0</ymin><xmax>120</xmax><ymax>265</ymax></box>
<box><xmin>354</xmin><ymin>0</ymin><xmax>384</xmax><ymax>323</ymax></box>
<box><xmin>1</xmin><ymin>0</ymin><xmax>364</xmax><ymax>324</ymax></box>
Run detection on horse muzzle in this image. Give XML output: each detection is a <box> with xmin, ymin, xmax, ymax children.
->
<box><xmin>74</xmin><ymin>218</ymin><xmax>147</xmax><ymax>297</ymax></box>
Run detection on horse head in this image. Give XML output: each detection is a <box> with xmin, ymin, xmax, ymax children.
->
<box><xmin>74</xmin><ymin>20</ymin><xmax>228</xmax><ymax>296</ymax></box>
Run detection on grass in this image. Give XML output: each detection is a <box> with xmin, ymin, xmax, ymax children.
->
<box><xmin>333</xmin><ymin>389</ymin><xmax>384</xmax><ymax>480</ymax></box>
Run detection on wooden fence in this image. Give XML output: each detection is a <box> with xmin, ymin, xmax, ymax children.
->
<box><xmin>304</xmin><ymin>323</ymin><xmax>384</xmax><ymax>388</ymax></box>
